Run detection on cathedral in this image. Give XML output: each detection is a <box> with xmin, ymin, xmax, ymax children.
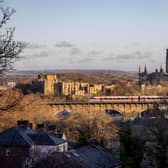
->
<box><xmin>138</xmin><ymin>49</ymin><xmax>168</xmax><ymax>84</ymax></box>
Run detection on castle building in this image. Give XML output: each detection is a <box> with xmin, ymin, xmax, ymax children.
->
<box><xmin>89</xmin><ymin>84</ymin><xmax>103</xmax><ymax>96</ymax></box>
<box><xmin>139</xmin><ymin>49</ymin><xmax>168</xmax><ymax>84</ymax></box>
<box><xmin>37</xmin><ymin>74</ymin><xmax>114</xmax><ymax>97</ymax></box>
<box><xmin>42</xmin><ymin>74</ymin><xmax>58</xmax><ymax>96</ymax></box>
<box><xmin>104</xmin><ymin>84</ymin><xmax>116</xmax><ymax>95</ymax></box>
<box><xmin>55</xmin><ymin>81</ymin><xmax>89</xmax><ymax>97</ymax></box>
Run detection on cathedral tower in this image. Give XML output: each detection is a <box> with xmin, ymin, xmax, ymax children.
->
<box><xmin>166</xmin><ymin>49</ymin><xmax>168</xmax><ymax>73</ymax></box>
<box><xmin>144</xmin><ymin>65</ymin><xmax>147</xmax><ymax>75</ymax></box>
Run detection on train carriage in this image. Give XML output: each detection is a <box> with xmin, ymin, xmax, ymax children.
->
<box><xmin>89</xmin><ymin>96</ymin><xmax>168</xmax><ymax>103</ymax></box>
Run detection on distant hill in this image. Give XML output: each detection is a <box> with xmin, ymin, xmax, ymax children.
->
<box><xmin>6</xmin><ymin>70</ymin><xmax>137</xmax><ymax>79</ymax></box>
<box><xmin>3</xmin><ymin>69</ymin><xmax>138</xmax><ymax>83</ymax></box>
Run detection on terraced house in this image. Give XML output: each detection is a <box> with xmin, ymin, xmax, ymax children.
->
<box><xmin>0</xmin><ymin>120</ymin><xmax>68</xmax><ymax>168</ymax></box>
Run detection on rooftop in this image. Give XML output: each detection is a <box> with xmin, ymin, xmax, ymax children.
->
<box><xmin>68</xmin><ymin>145</ymin><xmax>121</xmax><ymax>168</ymax></box>
<box><xmin>0</xmin><ymin>121</ymin><xmax>66</xmax><ymax>147</ymax></box>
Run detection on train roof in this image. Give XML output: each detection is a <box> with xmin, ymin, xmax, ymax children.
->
<box><xmin>91</xmin><ymin>96</ymin><xmax>168</xmax><ymax>98</ymax></box>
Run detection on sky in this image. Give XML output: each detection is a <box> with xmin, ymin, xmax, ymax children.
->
<box><xmin>4</xmin><ymin>0</ymin><xmax>168</xmax><ymax>71</ymax></box>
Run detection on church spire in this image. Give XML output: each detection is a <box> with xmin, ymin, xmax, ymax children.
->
<box><xmin>160</xmin><ymin>64</ymin><xmax>163</xmax><ymax>73</ymax></box>
<box><xmin>144</xmin><ymin>65</ymin><xmax>147</xmax><ymax>75</ymax></box>
<box><xmin>138</xmin><ymin>65</ymin><xmax>141</xmax><ymax>75</ymax></box>
<box><xmin>166</xmin><ymin>49</ymin><xmax>168</xmax><ymax>73</ymax></box>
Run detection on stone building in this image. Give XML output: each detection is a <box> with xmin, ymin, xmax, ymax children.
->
<box><xmin>38</xmin><ymin>74</ymin><xmax>59</xmax><ymax>96</ymax></box>
<box><xmin>104</xmin><ymin>84</ymin><xmax>116</xmax><ymax>95</ymax></box>
<box><xmin>55</xmin><ymin>81</ymin><xmax>89</xmax><ymax>97</ymax></box>
<box><xmin>56</xmin><ymin>82</ymin><xmax>104</xmax><ymax>97</ymax></box>
<box><xmin>44</xmin><ymin>74</ymin><xmax>59</xmax><ymax>96</ymax></box>
<box><xmin>89</xmin><ymin>84</ymin><xmax>103</xmax><ymax>96</ymax></box>
<box><xmin>37</xmin><ymin>73</ymin><xmax>116</xmax><ymax>97</ymax></box>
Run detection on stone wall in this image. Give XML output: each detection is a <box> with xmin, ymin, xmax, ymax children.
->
<box><xmin>50</xmin><ymin>103</ymin><xmax>154</xmax><ymax>119</ymax></box>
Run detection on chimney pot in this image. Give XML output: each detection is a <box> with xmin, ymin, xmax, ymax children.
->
<box><xmin>36</xmin><ymin>123</ymin><xmax>45</xmax><ymax>132</ymax></box>
<box><xmin>47</xmin><ymin>125</ymin><xmax>56</xmax><ymax>133</ymax></box>
<box><xmin>17</xmin><ymin>120</ymin><xmax>29</xmax><ymax>128</ymax></box>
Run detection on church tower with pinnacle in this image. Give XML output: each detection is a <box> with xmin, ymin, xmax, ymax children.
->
<box><xmin>166</xmin><ymin>49</ymin><xmax>168</xmax><ymax>73</ymax></box>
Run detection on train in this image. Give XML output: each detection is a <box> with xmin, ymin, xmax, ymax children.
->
<box><xmin>88</xmin><ymin>96</ymin><xmax>168</xmax><ymax>103</ymax></box>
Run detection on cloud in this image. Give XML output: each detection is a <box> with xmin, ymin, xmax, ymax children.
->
<box><xmin>124</xmin><ymin>42</ymin><xmax>143</xmax><ymax>49</ymax></box>
<box><xmin>26</xmin><ymin>51</ymin><xmax>49</xmax><ymax>59</ymax></box>
<box><xmin>88</xmin><ymin>50</ymin><xmax>103</xmax><ymax>56</ymax></box>
<box><xmin>70</xmin><ymin>47</ymin><xmax>81</xmax><ymax>55</ymax></box>
<box><xmin>77</xmin><ymin>55</ymin><xmax>96</xmax><ymax>63</ymax></box>
<box><xmin>103</xmin><ymin>51</ymin><xmax>152</xmax><ymax>61</ymax></box>
<box><xmin>55</xmin><ymin>41</ymin><xmax>74</xmax><ymax>48</ymax></box>
<box><xmin>26</xmin><ymin>43</ymin><xmax>46</xmax><ymax>49</ymax></box>
<box><xmin>102</xmin><ymin>53</ymin><xmax>115</xmax><ymax>61</ymax></box>
<box><xmin>116</xmin><ymin>51</ymin><xmax>152</xmax><ymax>60</ymax></box>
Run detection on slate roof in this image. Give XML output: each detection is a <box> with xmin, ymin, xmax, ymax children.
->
<box><xmin>34</xmin><ymin>152</ymin><xmax>86</xmax><ymax>168</ymax></box>
<box><xmin>28</xmin><ymin>133</ymin><xmax>55</xmax><ymax>145</ymax></box>
<box><xmin>48</xmin><ymin>133</ymin><xmax>66</xmax><ymax>145</ymax></box>
<box><xmin>69</xmin><ymin>145</ymin><xmax>121</xmax><ymax>168</ymax></box>
<box><xmin>0</xmin><ymin>126</ymin><xmax>66</xmax><ymax>147</ymax></box>
<box><xmin>0</xmin><ymin>127</ymin><xmax>33</xmax><ymax>147</ymax></box>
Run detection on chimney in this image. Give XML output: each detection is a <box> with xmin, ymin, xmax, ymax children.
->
<box><xmin>88</xmin><ymin>138</ymin><xmax>99</xmax><ymax>145</ymax></box>
<box><xmin>17</xmin><ymin>120</ymin><xmax>29</xmax><ymax>128</ymax></box>
<box><xmin>36</xmin><ymin>123</ymin><xmax>45</xmax><ymax>132</ymax></box>
<box><xmin>29</xmin><ymin>122</ymin><xmax>33</xmax><ymax>129</ymax></box>
<box><xmin>47</xmin><ymin>125</ymin><xmax>56</xmax><ymax>133</ymax></box>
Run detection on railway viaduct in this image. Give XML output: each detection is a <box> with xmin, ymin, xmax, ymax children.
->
<box><xmin>48</xmin><ymin>101</ymin><xmax>167</xmax><ymax>119</ymax></box>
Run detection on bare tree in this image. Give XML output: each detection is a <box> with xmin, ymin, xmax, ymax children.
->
<box><xmin>0</xmin><ymin>1</ymin><xmax>26</xmax><ymax>111</ymax></box>
<box><xmin>0</xmin><ymin>3</ymin><xmax>25</xmax><ymax>73</ymax></box>
<box><xmin>0</xmin><ymin>89</ymin><xmax>24</xmax><ymax>111</ymax></box>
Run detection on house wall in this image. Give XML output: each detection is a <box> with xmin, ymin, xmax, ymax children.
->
<box><xmin>30</xmin><ymin>142</ymin><xmax>68</xmax><ymax>160</ymax></box>
<box><xmin>0</xmin><ymin>146</ymin><xmax>29</xmax><ymax>159</ymax></box>
<box><xmin>0</xmin><ymin>146</ymin><xmax>30</xmax><ymax>168</ymax></box>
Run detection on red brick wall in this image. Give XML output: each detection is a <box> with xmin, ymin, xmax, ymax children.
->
<box><xmin>0</xmin><ymin>146</ymin><xmax>29</xmax><ymax>159</ymax></box>
<box><xmin>0</xmin><ymin>146</ymin><xmax>30</xmax><ymax>168</ymax></box>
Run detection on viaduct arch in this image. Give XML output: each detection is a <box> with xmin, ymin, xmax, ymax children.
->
<box><xmin>48</xmin><ymin>102</ymin><xmax>164</xmax><ymax>119</ymax></box>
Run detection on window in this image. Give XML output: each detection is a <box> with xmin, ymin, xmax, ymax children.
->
<box><xmin>56</xmin><ymin>146</ymin><xmax>59</xmax><ymax>151</ymax></box>
<box><xmin>5</xmin><ymin>148</ymin><xmax>11</xmax><ymax>156</ymax></box>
